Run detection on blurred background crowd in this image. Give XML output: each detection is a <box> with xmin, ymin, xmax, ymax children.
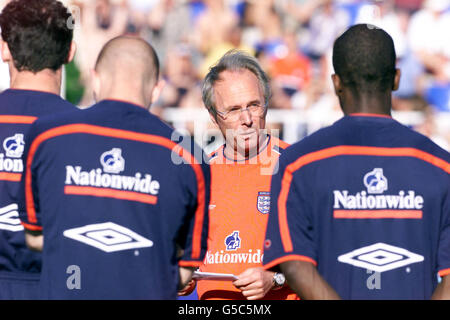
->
<box><xmin>0</xmin><ymin>0</ymin><xmax>449</xmax><ymax>150</ymax></box>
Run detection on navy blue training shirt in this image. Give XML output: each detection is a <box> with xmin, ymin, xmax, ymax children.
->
<box><xmin>0</xmin><ymin>89</ymin><xmax>75</xmax><ymax>277</ymax></box>
<box><xmin>18</xmin><ymin>100</ymin><xmax>210</xmax><ymax>299</ymax></box>
<box><xmin>263</xmin><ymin>114</ymin><xmax>450</xmax><ymax>299</ymax></box>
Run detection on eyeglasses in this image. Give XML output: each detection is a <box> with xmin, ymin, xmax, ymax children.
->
<box><xmin>215</xmin><ymin>102</ymin><xmax>267</xmax><ymax>121</ymax></box>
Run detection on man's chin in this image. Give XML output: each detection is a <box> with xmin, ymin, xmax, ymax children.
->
<box><xmin>225</xmin><ymin>132</ymin><xmax>267</xmax><ymax>159</ymax></box>
<box><xmin>237</xmin><ymin>131</ymin><xmax>257</xmax><ymax>140</ymax></box>
<box><xmin>236</xmin><ymin>137</ymin><xmax>259</xmax><ymax>155</ymax></box>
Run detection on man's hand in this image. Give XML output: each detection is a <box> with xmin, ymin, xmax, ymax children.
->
<box><xmin>232</xmin><ymin>267</ymin><xmax>275</xmax><ymax>300</ymax></box>
<box><xmin>25</xmin><ymin>233</ymin><xmax>43</xmax><ymax>252</ymax></box>
<box><xmin>178</xmin><ymin>279</ymin><xmax>196</xmax><ymax>296</ymax></box>
<box><xmin>178</xmin><ymin>267</ymin><xmax>195</xmax><ymax>291</ymax></box>
<box><xmin>431</xmin><ymin>275</ymin><xmax>450</xmax><ymax>300</ymax></box>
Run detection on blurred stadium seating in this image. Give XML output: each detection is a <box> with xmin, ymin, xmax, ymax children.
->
<box><xmin>0</xmin><ymin>0</ymin><xmax>449</xmax><ymax>151</ymax></box>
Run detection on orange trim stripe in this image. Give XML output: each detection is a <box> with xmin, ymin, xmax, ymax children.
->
<box><xmin>349</xmin><ymin>113</ymin><xmax>392</xmax><ymax>119</ymax></box>
<box><xmin>178</xmin><ymin>260</ymin><xmax>203</xmax><ymax>267</ymax></box>
<box><xmin>278</xmin><ymin>140</ymin><xmax>291</xmax><ymax>150</ymax></box>
<box><xmin>25</xmin><ymin>123</ymin><xmax>206</xmax><ymax>260</ymax></box>
<box><xmin>438</xmin><ymin>268</ymin><xmax>450</xmax><ymax>277</ymax></box>
<box><xmin>64</xmin><ymin>186</ymin><xmax>158</xmax><ymax>205</ymax></box>
<box><xmin>21</xmin><ymin>221</ymin><xmax>43</xmax><ymax>231</ymax></box>
<box><xmin>279</xmin><ymin>146</ymin><xmax>450</xmax><ymax>253</ymax></box>
<box><xmin>0</xmin><ymin>172</ymin><xmax>22</xmax><ymax>182</ymax></box>
<box><xmin>333</xmin><ymin>210</ymin><xmax>423</xmax><ymax>219</ymax></box>
<box><xmin>0</xmin><ymin>115</ymin><xmax>37</xmax><ymax>124</ymax></box>
<box><xmin>264</xmin><ymin>254</ymin><xmax>317</xmax><ymax>271</ymax></box>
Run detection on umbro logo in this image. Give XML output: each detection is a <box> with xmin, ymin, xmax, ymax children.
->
<box><xmin>338</xmin><ymin>243</ymin><xmax>424</xmax><ymax>273</ymax></box>
<box><xmin>0</xmin><ymin>204</ymin><xmax>24</xmax><ymax>232</ymax></box>
<box><xmin>63</xmin><ymin>222</ymin><xmax>153</xmax><ymax>253</ymax></box>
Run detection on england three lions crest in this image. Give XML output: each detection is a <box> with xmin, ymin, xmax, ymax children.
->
<box><xmin>257</xmin><ymin>191</ymin><xmax>270</xmax><ymax>214</ymax></box>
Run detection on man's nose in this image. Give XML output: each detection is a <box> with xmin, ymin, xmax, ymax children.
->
<box><xmin>239</xmin><ymin>108</ymin><xmax>253</xmax><ymax>126</ymax></box>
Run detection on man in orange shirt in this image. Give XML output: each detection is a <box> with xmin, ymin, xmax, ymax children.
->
<box><xmin>181</xmin><ymin>50</ymin><xmax>297</xmax><ymax>300</ymax></box>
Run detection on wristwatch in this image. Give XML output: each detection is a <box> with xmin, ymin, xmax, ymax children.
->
<box><xmin>272</xmin><ymin>272</ymin><xmax>286</xmax><ymax>289</ymax></box>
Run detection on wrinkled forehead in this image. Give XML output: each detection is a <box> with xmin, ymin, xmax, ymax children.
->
<box><xmin>213</xmin><ymin>69</ymin><xmax>264</xmax><ymax>108</ymax></box>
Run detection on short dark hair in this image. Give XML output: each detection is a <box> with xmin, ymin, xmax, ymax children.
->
<box><xmin>94</xmin><ymin>36</ymin><xmax>160</xmax><ymax>83</ymax></box>
<box><xmin>0</xmin><ymin>0</ymin><xmax>73</xmax><ymax>72</ymax></box>
<box><xmin>332</xmin><ymin>24</ymin><xmax>396</xmax><ymax>92</ymax></box>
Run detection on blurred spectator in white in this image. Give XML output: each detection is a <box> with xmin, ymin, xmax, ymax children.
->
<box><xmin>407</xmin><ymin>0</ymin><xmax>450</xmax><ymax>80</ymax></box>
<box><xmin>128</xmin><ymin>0</ymin><xmax>159</xmax><ymax>17</ymax></box>
<box><xmin>300</xmin><ymin>0</ymin><xmax>350</xmax><ymax>61</ymax></box>
<box><xmin>126</xmin><ymin>0</ymin><xmax>160</xmax><ymax>33</ymax></box>
<box><xmin>74</xmin><ymin>0</ymin><xmax>128</xmax><ymax>106</ymax></box>
<box><xmin>134</xmin><ymin>0</ymin><xmax>194</xmax><ymax>67</ymax></box>
<box><xmin>407</xmin><ymin>0</ymin><xmax>450</xmax><ymax>112</ymax></box>
<box><xmin>355</xmin><ymin>0</ymin><xmax>408</xmax><ymax>58</ymax></box>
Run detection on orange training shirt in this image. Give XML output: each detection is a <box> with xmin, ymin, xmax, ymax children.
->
<box><xmin>197</xmin><ymin>135</ymin><xmax>298</xmax><ymax>300</ymax></box>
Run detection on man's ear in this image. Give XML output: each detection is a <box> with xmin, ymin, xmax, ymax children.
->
<box><xmin>150</xmin><ymin>79</ymin><xmax>165</xmax><ymax>105</ymax></box>
<box><xmin>392</xmin><ymin>68</ymin><xmax>401</xmax><ymax>91</ymax></box>
<box><xmin>1</xmin><ymin>40</ymin><xmax>12</xmax><ymax>64</ymax></box>
<box><xmin>66</xmin><ymin>41</ymin><xmax>77</xmax><ymax>64</ymax></box>
<box><xmin>331</xmin><ymin>74</ymin><xmax>342</xmax><ymax>96</ymax></box>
